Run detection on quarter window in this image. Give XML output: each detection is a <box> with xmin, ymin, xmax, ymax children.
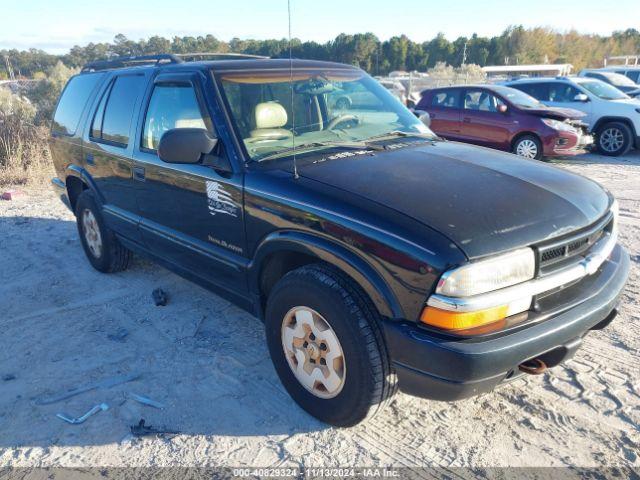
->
<box><xmin>142</xmin><ymin>84</ymin><xmax>209</xmax><ymax>151</ymax></box>
<box><xmin>52</xmin><ymin>73</ymin><xmax>104</xmax><ymax>135</ymax></box>
<box><xmin>91</xmin><ymin>75</ymin><xmax>145</xmax><ymax>146</ymax></box>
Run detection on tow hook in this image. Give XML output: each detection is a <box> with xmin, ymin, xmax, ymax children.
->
<box><xmin>519</xmin><ymin>358</ymin><xmax>548</xmax><ymax>375</ymax></box>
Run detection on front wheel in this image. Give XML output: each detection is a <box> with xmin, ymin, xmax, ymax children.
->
<box><xmin>513</xmin><ymin>134</ymin><xmax>543</xmax><ymax>160</ymax></box>
<box><xmin>265</xmin><ymin>264</ymin><xmax>396</xmax><ymax>426</ymax></box>
<box><xmin>596</xmin><ymin>122</ymin><xmax>632</xmax><ymax>156</ymax></box>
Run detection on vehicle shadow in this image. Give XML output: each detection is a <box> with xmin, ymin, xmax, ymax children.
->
<box><xmin>551</xmin><ymin>151</ymin><xmax>640</xmax><ymax>167</ymax></box>
<box><xmin>0</xmin><ymin>215</ymin><xmax>328</xmax><ymax>449</ymax></box>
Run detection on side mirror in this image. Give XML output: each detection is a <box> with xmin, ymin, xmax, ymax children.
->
<box><xmin>497</xmin><ymin>104</ymin><xmax>508</xmax><ymax>113</ymax></box>
<box><xmin>412</xmin><ymin>109</ymin><xmax>431</xmax><ymax>127</ymax></box>
<box><xmin>158</xmin><ymin>128</ymin><xmax>218</xmax><ymax>164</ymax></box>
<box><xmin>574</xmin><ymin>93</ymin><xmax>589</xmax><ymax>102</ymax></box>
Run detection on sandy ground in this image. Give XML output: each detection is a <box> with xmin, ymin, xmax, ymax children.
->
<box><xmin>0</xmin><ymin>151</ymin><xmax>639</xmax><ymax>471</ymax></box>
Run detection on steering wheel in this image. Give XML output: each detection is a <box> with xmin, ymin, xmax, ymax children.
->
<box><xmin>326</xmin><ymin>114</ymin><xmax>361</xmax><ymax>131</ymax></box>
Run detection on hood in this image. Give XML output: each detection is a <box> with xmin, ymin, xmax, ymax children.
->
<box><xmin>298</xmin><ymin>141</ymin><xmax>610</xmax><ymax>259</ymax></box>
<box><xmin>519</xmin><ymin>105</ymin><xmax>586</xmax><ymax>120</ymax></box>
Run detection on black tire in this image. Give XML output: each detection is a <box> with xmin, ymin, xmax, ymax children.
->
<box><xmin>75</xmin><ymin>190</ymin><xmax>131</xmax><ymax>273</ymax></box>
<box><xmin>265</xmin><ymin>264</ymin><xmax>397</xmax><ymax>427</ymax></box>
<box><xmin>512</xmin><ymin>134</ymin><xmax>544</xmax><ymax>160</ymax></box>
<box><xmin>596</xmin><ymin>121</ymin><xmax>632</xmax><ymax>156</ymax></box>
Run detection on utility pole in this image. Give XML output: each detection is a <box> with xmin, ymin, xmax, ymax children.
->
<box><xmin>3</xmin><ymin>55</ymin><xmax>15</xmax><ymax>80</ymax></box>
<box><xmin>462</xmin><ymin>40</ymin><xmax>468</xmax><ymax>66</ymax></box>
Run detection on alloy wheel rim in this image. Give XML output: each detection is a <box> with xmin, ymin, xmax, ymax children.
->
<box><xmin>516</xmin><ymin>139</ymin><xmax>538</xmax><ymax>158</ymax></box>
<box><xmin>82</xmin><ymin>209</ymin><xmax>102</xmax><ymax>258</ymax></box>
<box><xmin>281</xmin><ymin>306</ymin><xmax>346</xmax><ymax>399</ymax></box>
<box><xmin>600</xmin><ymin>128</ymin><xmax>624</xmax><ymax>153</ymax></box>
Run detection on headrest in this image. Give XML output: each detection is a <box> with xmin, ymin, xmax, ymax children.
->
<box><xmin>254</xmin><ymin>102</ymin><xmax>288</xmax><ymax>129</ymax></box>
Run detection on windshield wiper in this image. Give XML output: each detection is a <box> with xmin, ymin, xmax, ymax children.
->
<box><xmin>256</xmin><ymin>140</ymin><xmax>385</xmax><ymax>163</ymax></box>
<box><xmin>366</xmin><ymin>130</ymin><xmax>437</xmax><ymax>141</ymax></box>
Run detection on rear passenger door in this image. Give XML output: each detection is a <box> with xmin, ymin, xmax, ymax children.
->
<box><xmin>132</xmin><ymin>72</ymin><xmax>248</xmax><ymax>297</ymax></box>
<box><xmin>83</xmin><ymin>72</ymin><xmax>149</xmax><ymax>242</ymax></box>
<box><xmin>424</xmin><ymin>89</ymin><xmax>463</xmax><ymax>140</ymax></box>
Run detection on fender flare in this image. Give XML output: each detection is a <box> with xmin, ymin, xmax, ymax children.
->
<box><xmin>249</xmin><ymin>230</ymin><xmax>402</xmax><ymax>319</ymax></box>
<box><xmin>592</xmin><ymin>116</ymin><xmax>637</xmax><ymax>137</ymax></box>
<box><xmin>65</xmin><ymin>165</ymin><xmax>105</xmax><ymax>206</ymax></box>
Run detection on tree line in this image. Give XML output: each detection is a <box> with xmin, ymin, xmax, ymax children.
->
<box><xmin>1</xmin><ymin>26</ymin><xmax>640</xmax><ymax>80</ymax></box>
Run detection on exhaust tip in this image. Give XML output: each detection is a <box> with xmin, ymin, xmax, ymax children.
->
<box><xmin>519</xmin><ymin>358</ymin><xmax>548</xmax><ymax>375</ymax></box>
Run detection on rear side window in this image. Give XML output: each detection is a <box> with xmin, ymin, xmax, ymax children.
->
<box><xmin>52</xmin><ymin>73</ymin><xmax>104</xmax><ymax>135</ymax></box>
<box><xmin>142</xmin><ymin>84</ymin><xmax>209</xmax><ymax>151</ymax></box>
<box><xmin>431</xmin><ymin>90</ymin><xmax>460</xmax><ymax>108</ymax></box>
<box><xmin>512</xmin><ymin>83</ymin><xmax>550</xmax><ymax>102</ymax></box>
<box><xmin>91</xmin><ymin>75</ymin><xmax>146</xmax><ymax>147</ymax></box>
<box><xmin>625</xmin><ymin>71</ymin><xmax>640</xmax><ymax>83</ymax></box>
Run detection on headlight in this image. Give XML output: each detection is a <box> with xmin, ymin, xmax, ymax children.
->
<box><xmin>436</xmin><ymin>248</ymin><xmax>535</xmax><ymax>297</ymax></box>
<box><xmin>541</xmin><ymin>118</ymin><xmax>576</xmax><ymax>132</ymax></box>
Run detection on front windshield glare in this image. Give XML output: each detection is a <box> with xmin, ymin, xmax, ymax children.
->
<box><xmin>580</xmin><ymin>80</ymin><xmax>629</xmax><ymax>100</ymax></box>
<box><xmin>493</xmin><ymin>86</ymin><xmax>542</xmax><ymax>108</ymax></box>
<box><xmin>216</xmin><ymin>68</ymin><xmax>434</xmax><ymax>161</ymax></box>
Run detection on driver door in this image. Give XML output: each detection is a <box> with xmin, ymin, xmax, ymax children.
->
<box><xmin>132</xmin><ymin>72</ymin><xmax>248</xmax><ymax>297</ymax></box>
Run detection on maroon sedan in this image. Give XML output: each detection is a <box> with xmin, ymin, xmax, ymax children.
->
<box><xmin>416</xmin><ymin>85</ymin><xmax>594</xmax><ymax>160</ymax></box>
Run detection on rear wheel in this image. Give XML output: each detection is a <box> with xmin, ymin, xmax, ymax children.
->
<box><xmin>513</xmin><ymin>134</ymin><xmax>543</xmax><ymax>160</ymax></box>
<box><xmin>335</xmin><ymin>97</ymin><xmax>351</xmax><ymax>110</ymax></box>
<box><xmin>596</xmin><ymin>122</ymin><xmax>632</xmax><ymax>156</ymax></box>
<box><xmin>75</xmin><ymin>191</ymin><xmax>131</xmax><ymax>273</ymax></box>
<box><xmin>265</xmin><ymin>264</ymin><xmax>396</xmax><ymax>426</ymax></box>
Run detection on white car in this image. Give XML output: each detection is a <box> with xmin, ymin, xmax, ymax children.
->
<box><xmin>507</xmin><ymin>77</ymin><xmax>640</xmax><ymax>156</ymax></box>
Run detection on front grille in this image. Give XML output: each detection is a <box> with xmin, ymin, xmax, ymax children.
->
<box><xmin>536</xmin><ymin>212</ymin><xmax>613</xmax><ymax>275</ymax></box>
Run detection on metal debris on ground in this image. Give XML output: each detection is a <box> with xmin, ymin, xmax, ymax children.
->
<box><xmin>130</xmin><ymin>419</ymin><xmax>179</xmax><ymax>437</ymax></box>
<box><xmin>34</xmin><ymin>373</ymin><xmax>141</xmax><ymax>405</ymax></box>
<box><xmin>129</xmin><ymin>392</ymin><xmax>165</xmax><ymax>409</ymax></box>
<box><xmin>56</xmin><ymin>403</ymin><xmax>109</xmax><ymax>424</ymax></box>
<box><xmin>152</xmin><ymin>288</ymin><xmax>168</xmax><ymax>306</ymax></box>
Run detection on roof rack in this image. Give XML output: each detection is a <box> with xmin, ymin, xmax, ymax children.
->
<box><xmin>175</xmin><ymin>52</ymin><xmax>269</xmax><ymax>61</ymax></box>
<box><xmin>82</xmin><ymin>54</ymin><xmax>183</xmax><ymax>72</ymax></box>
<box><xmin>81</xmin><ymin>52</ymin><xmax>269</xmax><ymax>73</ymax></box>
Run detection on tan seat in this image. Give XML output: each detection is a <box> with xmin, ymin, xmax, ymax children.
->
<box><xmin>250</xmin><ymin>102</ymin><xmax>293</xmax><ymax>140</ymax></box>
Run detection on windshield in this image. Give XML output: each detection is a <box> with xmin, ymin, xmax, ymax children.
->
<box><xmin>601</xmin><ymin>72</ymin><xmax>637</xmax><ymax>87</ymax></box>
<box><xmin>215</xmin><ymin>68</ymin><xmax>434</xmax><ymax>161</ymax></box>
<box><xmin>492</xmin><ymin>85</ymin><xmax>543</xmax><ymax>108</ymax></box>
<box><xmin>579</xmin><ymin>80</ymin><xmax>629</xmax><ymax>100</ymax></box>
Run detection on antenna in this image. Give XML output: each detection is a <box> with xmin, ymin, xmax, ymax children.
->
<box><xmin>287</xmin><ymin>0</ymin><xmax>299</xmax><ymax>179</ymax></box>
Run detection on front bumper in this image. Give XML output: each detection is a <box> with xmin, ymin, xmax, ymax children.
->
<box><xmin>543</xmin><ymin>130</ymin><xmax>594</xmax><ymax>156</ymax></box>
<box><xmin>383</xmin><ymin>243</ymin><xmax>629</xmax><ymax>401</ymax></box>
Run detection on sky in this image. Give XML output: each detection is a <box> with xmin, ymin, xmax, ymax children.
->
<box><xmin>1</xmin><ymin>0</ymin><xmax>638</xmax><ymax>54</ymax></box>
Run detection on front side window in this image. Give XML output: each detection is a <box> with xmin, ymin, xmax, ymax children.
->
<box><xmin>431</xmin><ymin>90</ymin><xmax>460</xmax><ymax>108</ymax></box>
<box><xmin>91</xmin><ymin>75</ymin><xmax>146</xmax><ymax>146</ymax></box>
<box><xmin>216</xmin><ymin>68</ymin><xmax>433</xmax><ymax>162</ymax></box>
<box><xmin>548</xmin><ymin>84</ymin><xmax>581</xmax><ymax>102</ymax></box>
<box><xmin>142</xmin><ymin>84</ymin><xmax>209</xmax><ymax>151</ymax></box>
<box><xmin>463</xmin><ymin>89</ymin><xmax>504</xmax><ymax>112</ymax></box>
<box><xmin>53</xmin><ymin>73</ymin><xmax>104</xmax><ymax>135</ymax></box>
<box><xmin>579</xmin><ymin>80</ymin><xmax>628</xmax><ymax>100</ymax></box>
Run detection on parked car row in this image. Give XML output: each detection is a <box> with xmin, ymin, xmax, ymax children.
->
<box><xmin>415</xmin><ymin>69</ymin><xmax>640</xmax><ymax>159</ymax></box>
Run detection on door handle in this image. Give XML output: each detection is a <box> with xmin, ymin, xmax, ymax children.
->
<box><xmin>133</xmin><ymin>166</ymin><xmax>145</xmax><ymax>182</ymax></box>
<box><xmin>463</xmin><ymin>117</ymin><xmax>471</xmax><ymax>123</ymax></box>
